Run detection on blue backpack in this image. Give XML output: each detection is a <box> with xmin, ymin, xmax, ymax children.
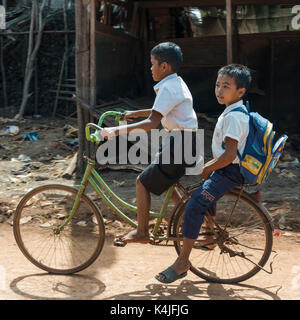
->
<box><xmin>223</xmin><ymin>101</ymin><xmax>288</xmax><ymax>184</ymax></box>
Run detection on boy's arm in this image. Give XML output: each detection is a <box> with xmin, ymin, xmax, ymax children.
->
<box><xmin>200</xmin><ymin>137</ymin><xmax>238</xmax><ymax>180</ymax></box>
<box><xmin>101</xmin><ymin>110</ymin><xmax>162</xmax><ymax>139</ymax></box>
<box><xmin>124</xmin><ymin>109</ymin><xmax>152</xmax><ymax>121</ymax></box>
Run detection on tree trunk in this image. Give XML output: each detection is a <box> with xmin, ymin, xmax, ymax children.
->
<box><xmin>15</xmin><ymin>0</ymin><xmax>48</xmax><ymax>120</ymax></box>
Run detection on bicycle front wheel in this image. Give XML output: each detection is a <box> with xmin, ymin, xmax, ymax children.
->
<box><xmin>173</xmin><ymin>190</ymin><xmax>273</xmax><ymax>284</ymax></box>
<box><xmin>13</xmin><ymin>184</ymin><xmax>105</xmax><ymax>274</ymax></box>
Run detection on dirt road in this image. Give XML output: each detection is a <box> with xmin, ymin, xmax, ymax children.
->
<box><xmin>0</xmin><ymin>221</ymin><xmax>299</xmax><ymax>300</ymax></box>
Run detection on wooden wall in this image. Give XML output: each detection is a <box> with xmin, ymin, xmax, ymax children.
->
<box><xmin>95</xmin><ymin>22</ymin><xmax>144</xmax><ymax>101</ymax></box>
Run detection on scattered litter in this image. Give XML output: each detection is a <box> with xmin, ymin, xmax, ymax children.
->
<box><xmin>21</xmin><ymin>130</ymin><xmax>38</xmax><ymax>141</ymax></box>
<box><xmin>0</xmin><ymin>125</ymin><xmax>19</xmax><ymax>136</ymax></box>
<box><xmin>64</xmin><ymin>125</ymin><xmax>78</xmax><ymax>138</ymax></box>
<box><xmin>92</xmin><ymin>216</ymin><xmax>98</xmax><ymax>225</ymax></box>
<box><xmin>278</xmin><ymin>216</ymin><xmax>286</xmax><ymax>230</ymax></box>
<box><xmin>6</xmin><ymin>210</ymin><xmax>13</xmax><ymax>216</ymax></box>
<box><xmin>24</xmin><ymin>198</ymin><xmax>37</xmax><ymax>207</ymax></box>
<box><xmin>34</xmin><ymin>176</ymin><xmax>49</xmax><ymax>181</ymax></box>
<box><xmin>274</xmin><ymin>232</ymin><xmax>281</xmax><ymax>237</ymax></box>
<box><xmin>11</xmin><ymin>164</ymin><xmax>30</xmax><ymax>175</ymax></box>
<box><xmin>20</xmin><ymin>216</ymin><xmax>32</xmax><ymax>224</ymax></box>
<box><xmin>63</xmin><ymin>138</ymin><xmax>78</xmax><ymax>149</ymax></box>
<box><xmin>279</xmin><ymin>171</ymin><xmax>296</xmax><ymax>178</ymax></box>
<box><xmin>39</xmin><ymin>222</ymin><xmax>52</xmax><ymax>228</ymax></box>
<box><xmin>76</xmin><ymin>220</ymin><xmax>87</xmax><ymax>227</ymax></box>
<box><xmin>56</xmin><ymin>213</ymin><xmax>67</xmax><ymax>219</ymax></box>
<box><xmin>11</xmin><ymin>154</ymin><xmax>32</xmax><ymax>162</ymax></box>
<box><xmin>40</xmin><ymin>201</ymin><xmax>53</xmax><ymax>208</ymax></box>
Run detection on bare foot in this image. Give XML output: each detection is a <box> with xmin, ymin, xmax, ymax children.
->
<box><xmin>116</xmin><ymin>229</ymin><xmax>150</xmax><ymax>244</ymax></box>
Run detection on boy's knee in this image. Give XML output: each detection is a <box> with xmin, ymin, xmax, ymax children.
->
<box><xmin>136</xmin><ymin>176</ymin><xmax>145</xmax><ymax>190</ymax></box>
<box><xmin>185</xmin><ymin>198</ymin><xmax>200</xmax><ymax>217</ymax></box>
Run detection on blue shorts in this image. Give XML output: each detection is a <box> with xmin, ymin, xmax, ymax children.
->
<box><xmin>182</xmin><ymin>163</ymin><xmax>244</xmax><ymax>239</ymax></box>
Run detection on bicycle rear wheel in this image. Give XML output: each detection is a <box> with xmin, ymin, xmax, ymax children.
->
<box><xmin>13</xmin><ymin>184</ymin><xmax>105</xmax><ymax>274</ymax></box>
<box><xmin>173</xmin><ymin>190</ymin><xmax>273</xmax><ymax>284</ymax></box>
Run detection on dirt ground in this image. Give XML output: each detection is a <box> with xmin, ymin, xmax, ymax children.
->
<box><xmin>0</xmin><ymin>116</ymin><xmax>300</xmax><ymax>301</ymax></box>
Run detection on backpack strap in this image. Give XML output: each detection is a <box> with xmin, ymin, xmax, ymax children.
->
<box><xmin>221</xmin><ymin>106</ymin><xmax>250</xmax><ymax>160</ymax></box>
<box><xmin>228</xmin><ymin>106</ymin><xmax>249</xmax><ymax>116</ymax></box>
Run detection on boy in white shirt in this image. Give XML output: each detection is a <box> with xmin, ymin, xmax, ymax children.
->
<box><xmin>155</xmin><ymin>64</ymin><xmax>251</xmax><ymax>283</ymax></box>
<box><xmin>100</xmin><ymin>42</ymin><xmax>198</xmax><ymax>245</ymax></box>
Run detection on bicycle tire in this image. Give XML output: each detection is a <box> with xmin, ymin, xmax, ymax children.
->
<box><xmin>13</xmin><ymin>184</ymin><xmax>105</xmax><ymax>274</ymax></box>
<box><xmin>172</xmin><ymin>189</ymin><xmax>273</xmax><ymax>284</ymax></box>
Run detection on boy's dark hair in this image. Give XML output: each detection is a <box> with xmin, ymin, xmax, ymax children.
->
<box><xmin>151</xmin><ymin>42</ymin><xmax>183</xmax><ymax>73</ymax></box>
<box><xmin>218</xmin><ymin>64</ymin><xmax>252</xmax><ymax>94</ymax></box>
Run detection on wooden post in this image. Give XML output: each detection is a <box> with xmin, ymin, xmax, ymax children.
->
<box><xmin>63</xmin><ymin>0</ymin><xmax>69</xmax><ymax>114</ymax></box>
<box><xmin>130</xmin><ymin>2</ymin><xmax>139</xmax><ymax>37</ymax></box>
<box><xmin>90</xmin><ymin>0</ymin><xmax>97</xmax><ymax>156</ymax></box>
<box><xmin>75</xmin><ymin>0</ymin><xmax>98</xmax><ymax>175</ymax></box>
<box><xmin>52</xmin><ymin>51</ymin><xmax>66</xmax><ymax>118</ymax></box>
<box><xmin>226</xmin><ymin>0</ymin><xmax>233</xmax><ymax>64</ymax></box>
<box><xmin>232</xmin><ymin>5</ymin><xmax>238</xmax><ymax>63</ymax></box>
<box><xmin>75</xmin><ymin>0</ymin><xmax>92</xmax><ymax>175</ymax></box>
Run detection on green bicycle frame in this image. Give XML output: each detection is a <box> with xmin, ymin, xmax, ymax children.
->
<box><xmin>57</xmin><ymin>111</ymin><xmax>176</xmax><ymax>239</ymax></box>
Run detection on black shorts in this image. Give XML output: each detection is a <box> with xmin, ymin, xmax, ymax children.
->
<box><xmin>138</xmin><ymin>131</ymin><xmax>197</xmax><ymax>196</ymax></box>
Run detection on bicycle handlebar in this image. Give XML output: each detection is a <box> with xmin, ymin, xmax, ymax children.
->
<box><xmin>86</xmin><ymin>111</ymin><xmax>125</xmax><ymax>143</ymax></box>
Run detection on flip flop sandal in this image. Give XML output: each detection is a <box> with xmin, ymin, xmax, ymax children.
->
<box><xmin>155</xmin><ymin>267</ymin><xmax>187</xmax><ymax>284</ymax></box>
<box><xmin>194</xmin><ymin>238</ymin><xmax>217</xmax><ymax>251</ymax></box>
<box><xmin>199</xmin><ymin>243</ymin><xmax>217</xmax><ymax>251</ymax></box>
<box><xmin>113</xmin><ymin>237</ymin><xmax>127</xmax><ymax>247</ymax></box>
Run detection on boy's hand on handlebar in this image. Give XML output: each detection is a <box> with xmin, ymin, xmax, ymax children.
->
<box><xmin>123</xmin><ymin>110</ymin><xmax>138</xmax><ymax>122</ymax></box>
<box><xmin>100</xmin><ymin>127</ymin><xmax>118</xmax><ymax>140</ymax></box>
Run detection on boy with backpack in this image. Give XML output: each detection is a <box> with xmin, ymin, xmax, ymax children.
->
<box><xmin>156</xmin><ymin>61</ymin><xmax>287</xmax><ymax>283</ymax></box>
<box><xmin>155</xmin><ymin>64</ymin><xmax>252</xmax><ymax>283</ymax></box>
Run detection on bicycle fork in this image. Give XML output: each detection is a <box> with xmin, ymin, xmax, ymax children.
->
<box><xmin>54</xmin><ymin>157</ymin><xmax>94</xmax><ymax>234</ymax></box>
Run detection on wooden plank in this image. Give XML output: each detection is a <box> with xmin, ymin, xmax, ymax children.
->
<box><xmin>49</xmin><ymin>89</ymin><xmax>74</xmax><ymax>95</ymax></box>
<box><xmin>226</xmin><ymin>0</ymin><xmax>233</xmax><ymax>64</ymax></box>
<box><xmin>130</xmin><ymin>2</ymin><xmax>139</xmax><ymax>37</ymax></box>
<box><xmin>62</xmin><ymin>152</ymin><xmax>78</xmax><ymax>179</ymax></box>
<box><xmin>95</xmin><ymin>21</ymin><xmax>138</xmax><ymax>41</ymax></box>
<box><xmin>60</xmin><ymin>83</ymin><xmax>76</xmax><ymax>88</ymax></box>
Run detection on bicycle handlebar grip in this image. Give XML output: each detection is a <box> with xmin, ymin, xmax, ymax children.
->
<box><xmin>86</xmin><ymin>123</ymin><xmax>103</xmax><ymax>142</ymax></box>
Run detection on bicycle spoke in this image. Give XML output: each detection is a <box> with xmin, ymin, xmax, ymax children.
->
<box><xmin>173</xmin><ymin>190</ymin><xmax>273</xmax><ymax>283</ymax></box>
<box><xmin>14</xmin><ymin>185</ymin><xmax>105</xmax><ymax>274</ymax></box>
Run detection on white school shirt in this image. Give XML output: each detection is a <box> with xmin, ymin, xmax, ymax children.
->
<box><xmin>212</xmin><ymin>100</ymin><xmax>249</xmax><ymax>164</ymax></box>
<box><xmin>152</xmin><ymin>73</ymin><xmax>198</xmax><ymax>131</ymax></box>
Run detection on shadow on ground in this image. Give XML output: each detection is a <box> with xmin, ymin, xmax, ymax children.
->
<box><xmin>9</xmin><ymin>273</ymin><xmax>281</xmax><ymax>300</ymax></box>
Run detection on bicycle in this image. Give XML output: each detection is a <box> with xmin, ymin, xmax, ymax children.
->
<box><xmin>13</xmin><ymin>105</ymin><xmax>277</xmax><ymax>284</ymax></box>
